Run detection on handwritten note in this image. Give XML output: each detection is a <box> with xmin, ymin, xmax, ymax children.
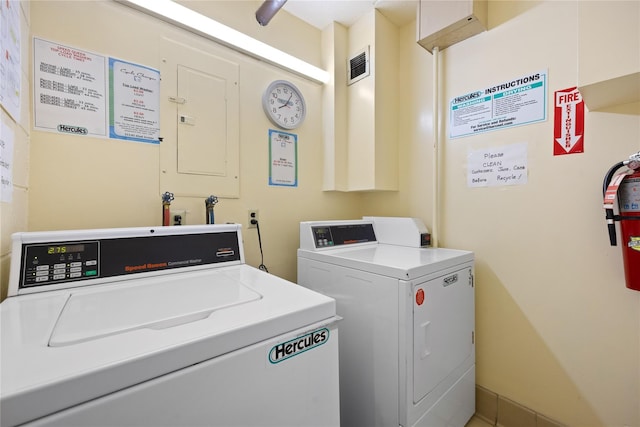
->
<box><xmin>467</xmin><ymin>143</ymin><xmax>528</xmax><ymax>188</ymax></box>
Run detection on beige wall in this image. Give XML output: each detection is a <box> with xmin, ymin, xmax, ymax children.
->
<box><xmin>364</xmin><ymin>1</ymin><xmax>640</xmax><ymax>426</ymax></box>
<box><xmin>1</xmin><ymin>1</ymin><xmax>639</xmax><ymax>426</ymax></box>
<box><xmin>17</xmin><ymin>0</ymin><xmax>362</xmax><ymax>291</ymax></box>
<box><xmin>443</xmin><ymin>3</ymin><xmax>639</xmax><ymax>425</ymax></box>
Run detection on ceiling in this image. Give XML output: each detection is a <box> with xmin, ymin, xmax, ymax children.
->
<box><xmin>281</xmin><ymin>0</ymin><xmax>418</xmax><ymax>30</ymax></box>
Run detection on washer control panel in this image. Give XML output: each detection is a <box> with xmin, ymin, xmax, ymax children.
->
<box><xmin>10</xmin><ymin>225</ymin><xmax>244</xmax><ymax>296</ymax></box>
<box><xmin>22</xmin><ymin>241</ymin><xmax>99</xmax><ymax>288</ymax></box>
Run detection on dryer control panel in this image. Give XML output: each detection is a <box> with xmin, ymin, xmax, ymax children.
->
<box><xmin>300</xmin><ymin>221</ymin><xmax>378</xmax><ymax>250</ymax></box>
<box><xmin>311</xmin><ymin>224</ymin><xmax>376</xmax><ymax>248</ymax></box>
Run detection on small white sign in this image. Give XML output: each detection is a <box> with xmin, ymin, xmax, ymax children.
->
<box><xmin>109</xmin><ymin>58</ymin><xmax>160</xmax><ymax>143</ymax></box>
<box><xmin>1</xmin><ymin>122</ymin><xmax>14</xmax><ymax>202</ymax></box>
<box><xmin>33</xmin><ymin>38</ymin><xmax>160</xmax><ymax>144</ymax></box>
<box><xmin>33</xmin><ymin>38</ymin><xmax>107</xmax><ymax>137</ymax></box>
<box><xmin>269</xmin><ymin>129</ymin><xmax>297</xmax><ymax>187</ymax></box>
<box><xmin>468</xmin><ymin>143</ymin><xmax>528</xmax><ymax>188</ymax></box>
<box><xmin>0</xmin><ymin>0</ymin><xmax>21</xmax><ymax>121</ymax></box>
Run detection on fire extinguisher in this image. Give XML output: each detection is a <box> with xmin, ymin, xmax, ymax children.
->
<box><xmin>603</xmin><ymin>151</ymin><xmax>640</xmax><ymax>291</ymax></box>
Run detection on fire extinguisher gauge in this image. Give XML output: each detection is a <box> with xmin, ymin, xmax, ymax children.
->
<box><xmin>627</xmin><ymin>151</ymin><xmax>640</xmax><ymax>170</ymax></box>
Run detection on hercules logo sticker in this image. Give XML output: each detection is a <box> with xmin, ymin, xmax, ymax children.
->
<box><xmin>57</xmin><ymin>124</ymin><xmax>88</xmax><ymax>135</ymax></box>
<box><xmin>269</xmin><ymin>328</ymin><xmax>329</xmax><ymax>364</ymax></box>
<box><xmin>629</xmin><ymin>236</ymin><xmax>640</xmax><ymax>252</ymax></box>
<box><xmin>443</xmin><ymin>274</ymin><xmax>458</xmax><ymax>287</ymax></box>
<box><xmin>416</xmin><ymin>288</ymin><xmax>425</xmax><ymax>306</ymax></box>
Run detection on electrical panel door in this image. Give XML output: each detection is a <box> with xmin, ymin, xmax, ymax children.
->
<box><xmin>160</xmin><ymin>38</ymin><xmax>239</xmax><ymax>198</ymax></box>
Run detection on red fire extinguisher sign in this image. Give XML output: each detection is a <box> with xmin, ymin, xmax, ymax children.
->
<box><xmin>554</xmin><ymin>87</ymin><xmax>584</xmax><ymax>156</ymax></box>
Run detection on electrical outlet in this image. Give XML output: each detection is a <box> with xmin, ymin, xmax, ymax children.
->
<box><xmin>171</xmin><ymin>209</ymin><xmax>186</xmax><ymax>226</ymax></box>
<box><xmin>248</xmin><ymin>209</ymin><xmax>259</xmax><ymax>229</ymax></box>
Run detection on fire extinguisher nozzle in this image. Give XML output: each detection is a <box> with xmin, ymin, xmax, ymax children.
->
<box><xmin>605</xmin><ymin>208</ymin><xmax>618</xmax><ymax>246</ymax></box>
<box><xmin>607</xmin><ymin>223</ymin><xmax>617</xmax><ymax>246</ymax></box>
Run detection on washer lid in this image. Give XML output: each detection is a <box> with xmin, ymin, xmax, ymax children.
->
<box><xmin>1</xmin><ymin>265</ymin><xmax>336</xmax><ymax>427</ymax></box>
<box><xmin>49</xmin><ymin>273</ymin><xmax>261</xmax><ymax>347</ymax></box>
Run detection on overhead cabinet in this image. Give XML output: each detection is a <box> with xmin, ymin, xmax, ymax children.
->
<box><xmin>417</xmin><ymin>0</ymin><xmax>488</xmax><ymax>53</ymax></box>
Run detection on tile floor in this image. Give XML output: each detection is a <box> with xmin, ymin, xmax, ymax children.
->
<box><xmin>466</xmin><ymin>415</ymin><xmax>493</xmax><ymax>427</ymax></box>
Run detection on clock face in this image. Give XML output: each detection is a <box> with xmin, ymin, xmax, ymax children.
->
<box><xmin>262</xmin><ymin>80</ymin><xmax>306</xmax><ymax>130</ymax></box>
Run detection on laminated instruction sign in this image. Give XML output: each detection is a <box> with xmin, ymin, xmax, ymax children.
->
<box><xmin>34</xmin><ymin>38</ymin><xmax>107</xmax><ymax>137</ymax></box>
<box><xmin>109</xmin><ymin>58</ymin><xmax>160</xmax><ymax>143</ymax></box>
<box><xmin>33</xmin><ymin>38</ymin><xmax>160</xmax><ymax>143</ymax></box>
<box><xmin>268</xmin><ymin>129</ymin><xmax>298</xmax><ymax>187</ymax></box>
<box><xmin>450</xmin><ymin>70</ymin><xmax>547</xmax><ymax>138</ymax></box>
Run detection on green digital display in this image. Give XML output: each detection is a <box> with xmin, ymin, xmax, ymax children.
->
<box><xmin>46</xmin><ymin>244</ymin><xmax>86</xmax><ymax>255</ymax></box>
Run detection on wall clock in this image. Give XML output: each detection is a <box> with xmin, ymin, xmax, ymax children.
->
<box><xmin>262</xmin><ymin>80</ymin><xmax>306</xmax><ymax>130</ymax></box>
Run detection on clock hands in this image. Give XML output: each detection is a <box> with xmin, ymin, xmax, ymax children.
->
<box><xmin>279</xmin><ymin>93</ymin><xmax>293</xmax><ymax>109</ymax></box>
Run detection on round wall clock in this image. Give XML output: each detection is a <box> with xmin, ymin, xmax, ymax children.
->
<box><xmin>262</xmin><ymin>80</ymin><xmax>306</xmax><ymax>130</ymax></box>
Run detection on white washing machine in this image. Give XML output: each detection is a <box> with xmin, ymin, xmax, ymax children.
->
<box><xmin>1</xmin><ymin>224</ymin><xmax>340</xmax><ymax>427</ymax></box>
<box><xmin>297</xmin><ymin>218</ymin><xmax>475</xmax><ymax>427</ymax></box>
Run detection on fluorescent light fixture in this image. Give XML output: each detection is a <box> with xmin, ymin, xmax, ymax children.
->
<box><xmin>116</xmin><ymin>0</ymin><xmax>329</xmax><ymax>84</ymax></box>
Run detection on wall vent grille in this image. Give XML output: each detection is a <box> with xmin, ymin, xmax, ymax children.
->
<box><xmin>348</xmin><ymin>47</ymin><xmax>370</xmax><ymax>85</ymax></box>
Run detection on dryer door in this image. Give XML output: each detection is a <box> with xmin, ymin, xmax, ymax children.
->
<box><xmin>413</xmin><ymin>266</ymin><xmax>474</xmax><ymax>403</ymax></box>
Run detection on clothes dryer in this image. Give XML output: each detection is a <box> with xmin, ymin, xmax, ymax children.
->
<box><xmin>297</xmin><ymin>218</ymin><xmax>474</xmax><ymax>427</ymax></box>
<box><xmin>1</xmin><ymin>224</ymin><xmax>340</xmax><ymax>427</ymax></box>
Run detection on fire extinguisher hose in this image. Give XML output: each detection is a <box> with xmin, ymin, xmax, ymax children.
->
<box><xmin>603</xmin><ymin>161</ymin><xmax>625</xmax><ymax>196</ymax></box>
<box><xmin>603</xmin><ymin>161</ymin><xmax>625</xmax><ymax>246</ymax></box>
